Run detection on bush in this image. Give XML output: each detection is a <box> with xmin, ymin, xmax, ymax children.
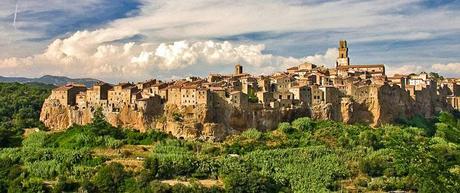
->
<box><xmin>291</xmin><ymin>117</ymin><xmax>315</xmax><ymax>131</ymax></box>
<box><xmin>224</xmin><ymin>171</ymin><xmax>281</xmax><ymax>193</ymax></box>
<box><xmin>360</xmin><ymin>149</ymin><xmax>395</xmax><ymax>177</ymax></box>
<box><xmin>241</xmin><ymin>128</ymin><xmax>262</xmax><ymax>140</ymax></box>
<box><xmin>277</xmin><ymin>122</ymin><xmax>295</xmax><ymax>134</ymax></box>
<box><xmin>92</xmin><ymin>162</ymin><xmax>126</xmax><ymax>192</ymax></box>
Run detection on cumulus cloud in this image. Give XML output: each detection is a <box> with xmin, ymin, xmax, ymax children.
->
<box><xmin>386</xmin><ymin>63</ymin><xmax>460</xmax><ymax>77</ymax></box>
<box><xmin>303</xmin><ymin>48</ymin><xmax>338</xmax><ymax>68</ymax></box>
<box><xmin>1</xmin><ymin>30</ymin><xmax>336</xmax><ymax>82</ymax></box>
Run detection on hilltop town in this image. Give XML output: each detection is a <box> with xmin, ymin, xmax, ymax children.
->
<box><xmin>40</xmin><ymin>40</ymin><xmax>460</xmax><ymax>140</ymax></box>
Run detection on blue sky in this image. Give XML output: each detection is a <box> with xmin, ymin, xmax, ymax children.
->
<box><xmin>0</xmin><ymin>0</ymin><xmax>460</xmax><ymax>82</ymax></box>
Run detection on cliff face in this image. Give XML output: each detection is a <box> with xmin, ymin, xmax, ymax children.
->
<box><xmin>40</xmin><ymin>99</ymin><xmax>310</xmax><ymax>141</ymax></box>
<box><xmin>40</xmin><ymin>84</ymin><xmax>450</xmax><ymax>140</ymax></box>
<box><xmin>154</xmin><ymin>104</ymin><xmax>310</xmax><ymax>141</ymax></box>
<box><xmin>40</xmin><ymin>99</ymin><xmax>93</xmax><ymax>130</ymax></box>
<box><xmin>40</xmin><ymin>99</ymin><xmax>158</xmax><ymax>132</ymax></box>
<box><xmin>307</xmin><ymin>84</ymin><xmax>450</xmax><ymax>127</ymax></box>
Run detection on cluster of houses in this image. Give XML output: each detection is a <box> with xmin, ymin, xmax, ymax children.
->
<box><xmin>48</xmin><ymin>40</ymin><xmax>460</xmax><ymax>115</ymax></box>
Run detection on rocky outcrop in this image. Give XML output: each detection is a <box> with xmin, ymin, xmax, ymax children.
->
<box><xmin>40</xmin><ymin>83</ymin><xmax>451</xmax><ymax>141</ymax></box>
<box><xmin>41</xmin><ymin>100</ymin><xmax>159</xmax><ymax>132</ymax></box>
<box><xmin>40</xmin><ymin>98</ymin><xmax>311</xmax><ymax>141</ymax></box>
<box><xmin>40</xmin><ymin>99</ymin><xmax>92</xmax><ymax>130</ymax></box>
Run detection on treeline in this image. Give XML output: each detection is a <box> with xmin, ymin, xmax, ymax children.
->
<box><xmin>0</xmin><ymin>83</ymin><xmax>53</xmax><ymax>147</ymax></box>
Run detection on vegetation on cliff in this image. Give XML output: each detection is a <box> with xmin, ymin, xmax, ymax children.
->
<box><xmin>0</xmin><ymin>82</ymin><xmax>459</xmax><ymax>192</ymax></box>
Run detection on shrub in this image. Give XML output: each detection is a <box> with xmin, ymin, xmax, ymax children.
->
<box><xmin>292</xmin><ymin>117</ymin><xmax>315</xmax><ymax>131</ymax></box>
<box><xmin>241</xmin><ymin>128</ymin><xmax>262</xmax><ymax>140</ymax></box>
<box><xmin>360</xmin><ymin>149</ymin><xmax>395</xmax><ymax>177</ymax></box>
<box><xmin>92</xmin><ymin>162</ymin><xmax>126</xmax><ymax>192</ymax></box>
<box><xmin>277</xmin><ymin>122</ymin><xmax>293</xmax><ymax>134</ymax></box>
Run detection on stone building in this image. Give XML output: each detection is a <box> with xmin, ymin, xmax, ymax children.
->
<box><xmin>197</xmin><ymin>88</ymin><xmax>212</xmax><ymax>106</ymax></box>
<box><xmin>271</xmin><ymin>74</ymin><xmax>292</xmax><ymax>92</ymax></box>
<box><xmin>229</xmin><ymin>91</ymin><xmax>248</xmax><ymax>108</ymax></box>
<box><xmin>50</xmin><ymin>84</ymin><xmax>87</xmax><ymax>106</ymax></box>
<box><xmin>289</xmin><ymin>85</ymin><xmax>310</xmax><ymax>105</ymax></box>
<box><xmin>167</xmin><ymin>85</ymin><xmax>182</xmax><ymax>105</ymax></box>
<box><xmin>447</xmin><ymin>96</ymin><xmax>460</xmax><ymax>110</ymax></box>
<box><xmin>86</xmin><ymin>82</ymin><xmax>112</xmax><ymax>106</ymax></box>
<box><xmin>310</xmin><ymin>85</ymin><xmax>324</xmax><ymax>105</ymax></box>
<box><xmin>108</xmin><ymin>83</ymin><xmax>138</xmax><ymax>109</ymax></box>
<box><xmin>180</xmin><ymin>86</ymin><xmax>198</xmax><ymax>106</ymax></box>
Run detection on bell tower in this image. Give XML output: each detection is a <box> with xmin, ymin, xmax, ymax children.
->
<box><xmin>336</xmin><ymin>40</ymin><xmax>350</xmax><ymax>67</ymax></box>
<box><xmin>234</xmin><ymin>64</ymin><xmax>243</xmax><ymax>75</ymax></box>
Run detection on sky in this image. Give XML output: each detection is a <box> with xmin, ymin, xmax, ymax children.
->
<box><xmin>0</xmin><ymin>0</ymin><xmax>460</xmax><ymax>83</ymax></box>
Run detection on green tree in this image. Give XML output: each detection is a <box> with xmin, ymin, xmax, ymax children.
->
<box><xmin>92</xmin><ymin>162</ymin><xmax>127</xmax><ymax>192</ymax></box>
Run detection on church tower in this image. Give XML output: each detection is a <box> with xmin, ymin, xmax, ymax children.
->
<box><xmin>234</xmin><ymin>64</ymin><xmax>243</xmax><ymax>75</ymax></box>
<box><xmin>336</xmin><ymin>40</ymin><xmax>350</xmax><ymax>67</ymax></box>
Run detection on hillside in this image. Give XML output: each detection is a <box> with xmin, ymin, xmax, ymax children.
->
<box><xmin>0</xmin><ymin>82</ymin><xmax>459</xmax><ymax>193</ymax></box>
<box><xmin>0</xmin><ymin>75</ymin><xmax>101</xmax><ymax>87</ymax></box>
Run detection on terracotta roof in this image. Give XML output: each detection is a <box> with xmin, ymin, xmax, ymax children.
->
<box><xmin>167</xmin><ymin>85</ymin><xmax>182</xmax><ymax>89</ymax></box>
<box><xmin>54</xmin><ymin>84</ymin><xmax>86</xmax><ymax>91</ymax></box>
<box><xmin>295</xmin><ymin>69</ymin><xmax>309</xmax><ymax>72</ymax></box>
<box><xmin>182</xmin><ymin>85</ymin><xmax>198</xmax><ymax>89</ymax></box>
<box><xmin>151</xmin><ymin>82</ymin><xmax>167</xmax><ymax>87</ymax></box>
<box><xmin>287</xmin><ymin>66</ymin><xmax>298</xmax><ymax>70</ymax></box>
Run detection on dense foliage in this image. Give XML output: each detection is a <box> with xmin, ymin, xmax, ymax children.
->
<box><xmin>0</xmin><ymin>82</ymin><xmax>459</xmax><ymax>192</ymax></box>
<box><xmin>0</xmin><ymin>83</ymin><xmax>53</xmax><ymax>147</ymax></box>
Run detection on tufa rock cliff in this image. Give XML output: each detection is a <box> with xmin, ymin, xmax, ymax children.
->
<box><xmin>40</xmin><ymin>83</ymin><xmax>451</xmax><ymax>141</ymax></box>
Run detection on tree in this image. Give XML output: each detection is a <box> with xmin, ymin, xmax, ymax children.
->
<box><xmin>92</xmin><ymin>162</ymin><xmax>126</xmax><ymax>192</ymax></box>
<box><xmin>224</xmin><ymin>171</ymin><xmax>280</xmax><ymax>193</ymax></box>
<box><xmin>429</xmin><ymin>72</ymin><xmax>444</xmax><ymax>80</ymax></box>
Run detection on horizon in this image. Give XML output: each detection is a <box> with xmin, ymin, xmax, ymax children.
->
<box><xmin>1</xmin><ymin>0</ymin><xmax>460</xmax><ymax>83</ymax></box>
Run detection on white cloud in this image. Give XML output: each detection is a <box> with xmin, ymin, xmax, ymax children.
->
<box><xmin>431</xmin><ymin>63</ymin><xmax>460</xmax><ymax>73</ymax></box>
<box><xmin>387</xmin><ymin>64</ymin><xmax>426</xmax><ymax>76</ymax></box>
<box><xmin>303</xmin><ymin>48</ymin><xmax>338</xmax><ymax>68</ymax></box>
<box><xmin>386</xmin><ymin>63</ymin><xmax>460</xmax><ymax>77</ymax></box>
<box><xmin>2</xmin><ymin>30</ymin><xmax>333</xmax><ymax>82</ymax></box>
<box><xmin>1</xmin><ymin>28</ymin><xmax>458</xmax><ymax>81</ymax></box>
<box><xmin>95</xmin><ymin>0</ymin><xmax>460</xmax><ymax>44</ymax></box>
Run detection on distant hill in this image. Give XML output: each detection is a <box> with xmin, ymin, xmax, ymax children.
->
<box><xmin>0</xmin><ymin>75</ymin><xmax>101</xmax><ymax>87</ymax></box>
